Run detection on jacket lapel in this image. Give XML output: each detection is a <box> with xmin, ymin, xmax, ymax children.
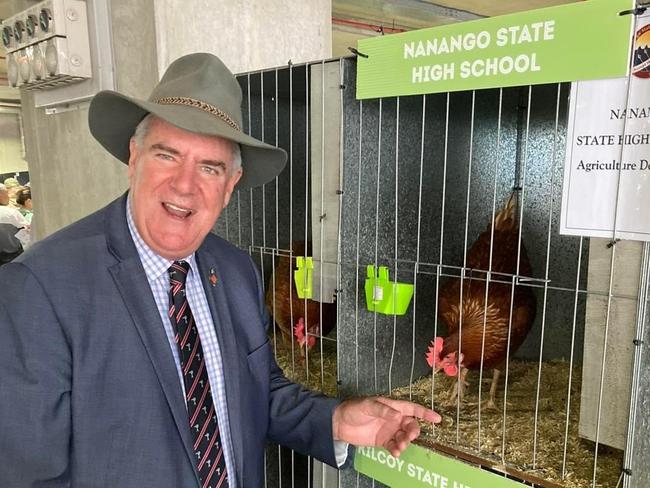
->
<box><xmin>195</xmin><ymin>248</ymin><xmax>245</xmax><ymax>485</ymax></box>
<box><xmin>104</xmin><ymin>194</ymin><xmax>200</xmax><ymax>484</ymax></box>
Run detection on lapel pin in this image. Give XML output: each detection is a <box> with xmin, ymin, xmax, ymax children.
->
<box><xmin>209</xmin><ymin>268</ymin><xmax>218</xmax><ymax>286</ymax></box>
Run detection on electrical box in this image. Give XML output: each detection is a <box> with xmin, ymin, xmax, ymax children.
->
<box><xmin>1</xmin><ymin>0</ymin><xmax>91</xmax><ymax>91</ymax></box>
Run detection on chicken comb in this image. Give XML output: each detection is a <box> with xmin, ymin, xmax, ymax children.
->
<box><xmin>425</xmin><ymin>337</ymin><xmax>444</xmax><ymax>368</ymax></box>
<box><xmin>293</xmin><ymin>317</ymin><xmax>305</xmax><ymax>341</ymax></box>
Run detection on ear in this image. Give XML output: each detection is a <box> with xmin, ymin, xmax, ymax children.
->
<box><xmin>223</xmin><ymin>167</ymin><xmax>243</xmax><ymax>207</ymax></box>
<box><xmin>127</xmin><ymin>137</ymin><xmax>139</xmax><ymax>180</ymax></box>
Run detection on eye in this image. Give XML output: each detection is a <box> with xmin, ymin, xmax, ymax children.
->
<box><xmin>201</xmin><ymin>164</ymin><xmax>224</xmax><ymax>176</ymax></box>
<box><xmin>156</xmin><ymin>152</ymin><xmax>175</xmax><ymax>161</ymax></box>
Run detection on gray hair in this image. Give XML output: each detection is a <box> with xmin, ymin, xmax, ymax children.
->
<box><xmin>0</xmin><ymin>184</ymin><xmax>6</xmax><ymax>192</ymax></box>
<box><xmin>132</xmin><ymin>114</ymin><xmax>242</xmax><ymax>173</ymax></box>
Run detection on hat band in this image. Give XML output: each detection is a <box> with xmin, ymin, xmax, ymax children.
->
<box><xmin>155</xmin><ymin>97</ymin><xmax>241</xmax><ymax>131</ymax></box>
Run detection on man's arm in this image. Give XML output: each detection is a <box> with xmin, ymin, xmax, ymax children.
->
<box><xmin>0</xmin><ymin>262</ymin><xmax>72</xmax><ymax>486</ymax></box>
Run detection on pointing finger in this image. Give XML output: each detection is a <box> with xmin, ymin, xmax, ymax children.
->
<box><xmin>376</xmin><ymin>397</ymin><xmax>441</xmax><ymax>423</ymax></box>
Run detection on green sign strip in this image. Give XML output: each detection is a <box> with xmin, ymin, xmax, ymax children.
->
<box><xmin>354</xmin><ymin>445</ymin><xmax>526</xmax><ymax>488</ymax></box>
<box><xmin>356</xmin><ymin>0</ymin><xmax>634</xmax><ymax>99</ymax></box>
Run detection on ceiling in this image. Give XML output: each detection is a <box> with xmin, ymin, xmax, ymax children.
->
<box><xmin>0</xmin><ymin>0</ymin><xmax>576</xmax><ymax>103</ymax></box>
<box><xmin>330</xmin><ymin>0</ymin><xmax>576</xmax><ymax>57</ymax></box>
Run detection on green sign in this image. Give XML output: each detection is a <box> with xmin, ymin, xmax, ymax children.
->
<box><xmin>354</xmin><ymin>445</ymin><xmax>526</xmax><ymax>488</ymax></box>
<box><xmin>356</xmin><ymin>0</ymin><xmax>634</xmax><ymax>99</ymax></box>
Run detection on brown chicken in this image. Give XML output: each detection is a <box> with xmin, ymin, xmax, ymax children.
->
<box><xmin>265</xmin><ymin>240</ymin><xmax>337</xmax><ymax>356</ymax></box>
<box><xmin>426</xmin><ymin>190</ymin><xmax>537</xmax><ymax>408</ymax></box>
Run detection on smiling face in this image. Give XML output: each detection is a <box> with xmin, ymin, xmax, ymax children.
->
<box><xmin>128</xmin><ymin>116</ymin><xmax>242</xmax><ymax>260</ymax></box>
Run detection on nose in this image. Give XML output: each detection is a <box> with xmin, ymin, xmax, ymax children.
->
<box><xmin>170</xmin><ymin>161</ymin><xmax>196</xmax><ymax>195</ymax></box>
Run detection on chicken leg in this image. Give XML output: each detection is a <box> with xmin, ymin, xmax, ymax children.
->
<box><xmin>446</xmin><ymin>368</ymin><xmax>469</xmax><ymax>405</ymax></box>
<box><xmin>484</xmin><ymin>368</ymin><xmax>500</xmax><ymax>410</ymax></box>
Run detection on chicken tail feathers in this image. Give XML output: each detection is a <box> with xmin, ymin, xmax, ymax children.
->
<box><xmin>493</xmin><ymin>189</ymin><xmax>520</xmax><ymax>232</ymax></box>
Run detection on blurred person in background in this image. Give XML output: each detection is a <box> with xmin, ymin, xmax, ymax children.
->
<box><xmin>0</xmin><ymin>184</ymin><xmax>28</xmax><ymax>229</ymax></box>
<box><xmin>0</xmin><ymin>184</ymin><xmax>29</xmax><ymax>264</ymax></box>
<box><xmin>3</xmin><ymin>177</ymin><xmax>21</xmax><ymax>209</ymax></box>
<box><xmin>15</xmin><ymin>188</ymin><xmax>33</xmax><ymax>224</ymax></box>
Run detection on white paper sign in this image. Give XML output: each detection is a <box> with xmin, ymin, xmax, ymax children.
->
<box><xmin>560</xmin><ymin>14</ymin><xmax>650</xmax><ymax>241</ymax></box>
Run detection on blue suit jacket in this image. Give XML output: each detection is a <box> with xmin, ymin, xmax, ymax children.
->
<box><xmin>0</xmin><ymin>194</ymin><xmax>339</xmax><ymax>487</ymax></box>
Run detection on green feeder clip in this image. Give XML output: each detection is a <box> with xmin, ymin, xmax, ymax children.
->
<box><xmin>293</xmin><ymin>256</ymin><xmax>313</xmax><ymax>299</ymax></box>
<box><xmin>364</xmin><ymin>265</ymin><xmax>414</xmax><ymax>316</ymax></box>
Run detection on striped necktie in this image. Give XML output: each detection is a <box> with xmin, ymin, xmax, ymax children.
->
<box><xmin>168</xmin><ymin>261</ymin><xmax>228</xmax><ymax>488</ymax></box>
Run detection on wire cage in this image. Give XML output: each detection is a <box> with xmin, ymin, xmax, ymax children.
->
<box><xmin>218</xmin><ymin>56</ymin><xmax>650</xmax><ymax>488</ymax></box>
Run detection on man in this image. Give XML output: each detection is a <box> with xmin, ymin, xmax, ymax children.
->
<box><xmin>0</xmin><ymin>183</ymin><xmax>29</xmax><ymax>227</ymax></box>
<box><xmin>3</xmin><ymin>176</ymin><xmax>22</xmax><ymax>208</ymax></box>
<box><xmin>0</xmin><ymin>53</ymin><xmax>440</xmax><ymax>487</ymax></box>
<box><xmin>0</xmin><ymin>183</ymin><xmax>29</xmax><ymax>263</ymax></box>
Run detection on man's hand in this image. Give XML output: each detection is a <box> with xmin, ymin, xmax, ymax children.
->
<box><xmin>332</xmin><ymin>397</ymin><xmax>441</xmax><ymax>457</ymax></box>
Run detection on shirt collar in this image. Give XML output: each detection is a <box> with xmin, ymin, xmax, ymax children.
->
<box><xmin>126</xmin><ymin>193</ymin><xmax>197</xmax><ymax>282</ymax></box>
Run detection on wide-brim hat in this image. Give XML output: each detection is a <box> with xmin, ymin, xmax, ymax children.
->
<box><xmin>88</xmin><ymin>52</ymin><xmax>286</xmax><ymax>189</ymax></box>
